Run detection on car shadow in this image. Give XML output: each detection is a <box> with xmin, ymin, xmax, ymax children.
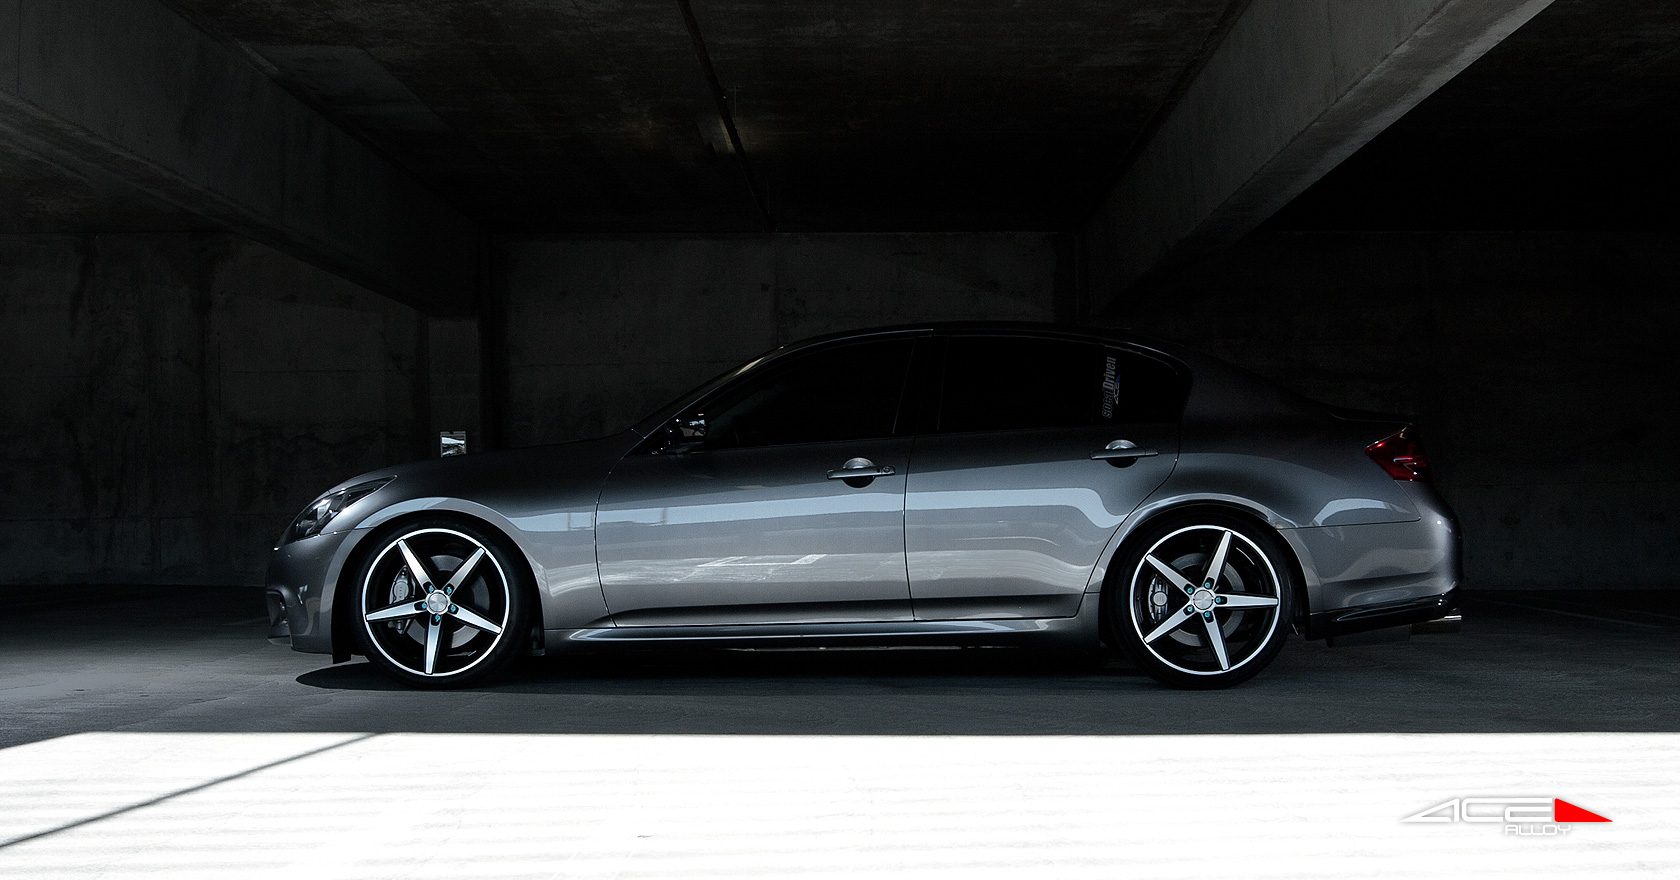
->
<box><xmin>286</xmin><ymin>601</ymin><xmax>1680</xmax><ymax>737</ymax></box>
<box><xmin>9</xmin><ymin>588</ymin><xmax>1676</xmax><ymax>747</ymax></box>
<box><xmin>296</xmin><ymin>647</ymin><xmax>1139</xmax><ymax>694</ymax></box>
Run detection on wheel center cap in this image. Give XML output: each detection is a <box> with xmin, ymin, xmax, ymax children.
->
<box><xmin>1192</xmin><ymin>589</ymin><xmax>1216</xmax><ymax>611</ymax></box>
<box><xmin>424</xmin><ymin>591</ymin><xmax>450</xmax><ymax>615</ymax></box>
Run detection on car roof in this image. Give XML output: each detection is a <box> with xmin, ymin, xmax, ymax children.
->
<box><xmin>769</xmin><ymin>321</ymin><xmax>1188</xmax><ymax>359</ymax></box>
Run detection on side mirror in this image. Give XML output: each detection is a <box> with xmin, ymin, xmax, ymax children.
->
<box><xmin>655</xmin><ymin>415</ymin><xmax>707</xmax><ymax>454</ymax></box>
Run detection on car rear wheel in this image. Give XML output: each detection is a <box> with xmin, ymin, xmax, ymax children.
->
<box><xmin>353</xmin><ymin>519</ymin><xmax>529</xmax><ymax>688</ymax></box>
<box><xmin>1109</xmin><ymin>513</ymin><xmax>1294</xmax><ymax>689</ymax></box>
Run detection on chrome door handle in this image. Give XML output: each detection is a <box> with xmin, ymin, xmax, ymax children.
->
<box><xmin>1091</xmin><ymin>440</ymin><xmax>1158</xmax><ymax>461</ymax></box>
<box><xmin>826</xmin><ymin>457</ymin><xmax>896</xmax><ymax>480</ymax></box>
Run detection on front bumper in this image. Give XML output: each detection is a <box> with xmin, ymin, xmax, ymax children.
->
<box><xmin>264</xmin><ymin>588</ymin><xmax>292</xmax><ymax>644</ymax></box>
<box><xmin>266</xmin><ymin>527</ymin><xmax>359</xmax><ymax>656</ymax></box>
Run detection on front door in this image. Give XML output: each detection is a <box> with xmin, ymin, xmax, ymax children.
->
<box><xmin>596</xmin><ymin>337</ymin><xmax>918</xmax><ymax>626</ymax></box>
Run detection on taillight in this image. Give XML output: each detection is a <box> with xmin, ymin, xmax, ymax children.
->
<box><xmin>1366</xmin><ymin>428</ymin><xmax>1430</xmax><ymax>481</ymax></box>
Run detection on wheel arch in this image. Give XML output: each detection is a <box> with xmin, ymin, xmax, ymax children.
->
<box><xmin>328</xmin><ymin>506</ymin><xmax>543</xmax><ymax>662</ymax></box>
<box><xmin>1093</xmin><ymin>499</ymin><xmax>1311</xmax><ymax>649</ymax></box>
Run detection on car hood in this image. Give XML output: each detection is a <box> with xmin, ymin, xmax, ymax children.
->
<box><xmin>317</xmin><ymin>431</ymin><xmax>644</xmax><ymax>534</ymax></box>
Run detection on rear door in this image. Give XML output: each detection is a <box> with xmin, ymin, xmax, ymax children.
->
<box><xmin>904</xmin><ymin>334</ymin><xmax>1185</xmax><ymax>619</ymax></box>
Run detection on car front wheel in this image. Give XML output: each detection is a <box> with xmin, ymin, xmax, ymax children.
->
<box><xmin>352</xmin><ymin>519</ymin><xmax>529</xmax><ymax>688</ymax></box>
<box><xmin>1109</xmin><ymin>513</ymin><xmax>1295</xmax><ymax>689</ymax></box>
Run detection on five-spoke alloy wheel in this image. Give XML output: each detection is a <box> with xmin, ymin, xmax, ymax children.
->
<box><xmin>354</xmin><ymin>519</ymin><xmax>528</xmax><ymax>688</ymax></box>
<box><xmin>1109</xmin><ymin>513</ymin><xmax>1295</xmax><ymax>689</ymax></box>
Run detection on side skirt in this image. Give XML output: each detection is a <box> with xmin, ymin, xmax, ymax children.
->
<box><xmin>544</xmin><ymin>594</ymin><xmax>1103</xmax><ymax>654</ymax></box>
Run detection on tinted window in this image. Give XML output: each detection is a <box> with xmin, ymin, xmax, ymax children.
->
<box><xmin>690</xmin><ymin>339</ymin><xmax>914</xmax><ymax>449</ymax></box>
<box><xmin>938</xmin><ymin>336</ymin><xmax>1186</xmax><ymax>432</ymax></box>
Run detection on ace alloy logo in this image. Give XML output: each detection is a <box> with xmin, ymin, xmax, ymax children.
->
<box><xmin>1404</xmin><ymin>797</ymin><xmax>1612</xmax><ymax>835</ymax></box>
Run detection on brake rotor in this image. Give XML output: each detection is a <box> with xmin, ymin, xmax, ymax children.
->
<box><xmin>389</xmin><ymin>554</ymin><xmax>485</xmax><ymax>650</ymax></box>
<box><xmin>1156</xmin><ymin>551</ymin><xmax>1244</xmax><ymax>646</ymax></box>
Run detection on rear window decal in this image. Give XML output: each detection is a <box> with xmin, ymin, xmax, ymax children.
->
<box><xmin>1101</xmin><ymin>355</ymin><xmax>1119</xmax><ymax>419</ymax></box>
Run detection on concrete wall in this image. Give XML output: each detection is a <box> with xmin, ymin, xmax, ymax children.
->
<box><xmin>427</xmin><ymin>317</ymin><xmax>482</xmax><ymax>451</ymax></box>
<box><xmin>3</xmin><ymin>230</ymin><xmax>1054</xmax><ymax>585</ymax></box>
<box><xmin>0</xmin><ymin>234</ymin><xmax>431</xmax><ymax>586</ymax></box>
<box><xmin>1111</xmin><ymin>229</ymin><xmax>1680</xmax><ymax>590</ymax></box>
<box><xmin>15</xmin><ymin>226</ymin><xmax>1664</xmax><ymax>594</ymax></box>
<box><xmin>500</xmin><ymin>234</ymin><xmax>1062</xmax><ymax>447</ymax></box>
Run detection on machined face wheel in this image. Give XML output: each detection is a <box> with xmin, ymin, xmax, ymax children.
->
<box><xmin>1111</xmin><ymin>517</ymin><xmax>1294</xmax><ymax>688</ymax></box>
<box><xmin>358</xmin><ymin>526</ymin><xmax>516</xmax><ymax>683</ymax></box>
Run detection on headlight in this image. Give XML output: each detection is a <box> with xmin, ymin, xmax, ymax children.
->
<box><xmin>283</xmin><ymin>478</ymin><xmax>392</xmax><ymax>544</ymax></box>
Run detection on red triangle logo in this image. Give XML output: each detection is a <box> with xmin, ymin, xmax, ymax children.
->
<box><xmin>1554</xmin><ymin>799</ymin><xmax>1611</xmax><ymax>823</ymax></box>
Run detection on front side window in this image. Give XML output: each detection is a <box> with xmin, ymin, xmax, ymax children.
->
<box><xmin>684</xmin><ymin>338</ymin><xmax>914</xmax><ymax>450</ymax></box>
<box><xmin>938</xmin><ymin>336</ymin><xmax>1186</xmax><ymax>433</ymax></box>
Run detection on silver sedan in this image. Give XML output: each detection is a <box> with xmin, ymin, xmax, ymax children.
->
<box><xmin>266</xmin><ymin>323</ymin><xmax>1459</xmax><ymax>689</ymax></box>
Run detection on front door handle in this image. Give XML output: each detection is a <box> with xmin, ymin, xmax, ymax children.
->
<box><xmin>1091</xmin><ymin>439</ymin><xmax>1158</xmax><ymax>464</ymax></box>
<box><xmin>826</xmin><ymin>457</ymin><xmax>896</xmax><ymax>480</ymax></box>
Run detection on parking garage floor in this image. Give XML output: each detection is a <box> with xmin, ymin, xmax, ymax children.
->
<box><xmin>2</xmin><ymin>586</ymin><xmax>1677</xmax><ymax>877</ymax></box>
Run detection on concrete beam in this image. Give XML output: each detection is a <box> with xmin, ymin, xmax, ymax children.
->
<box><xmin>0</xmin><ymin>0</ymin><xmax>478</xmax><ymax>315</ymax></box>
<box><xmin>1082</xmin><ymin>0</ymin><xmax>1554</xmax><ymax>309</ymax></box>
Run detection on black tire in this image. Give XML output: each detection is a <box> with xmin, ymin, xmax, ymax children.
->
<box><xmin>1106</xmin><ymin>512</ymin><xmax>1295</xmax><ymax>689</ymax></box>
<box><xmin>350</xmin><ymin>517</ymin><xmax>530</xmax><ymax>689</ymax></box>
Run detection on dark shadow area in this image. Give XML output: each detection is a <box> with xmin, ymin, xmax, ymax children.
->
<box><xmin>2</xmin><ymin>585</ymin><xmax>1677</xmax><ymax>748</ymax></box>
<box><xmin>304</xmin><ymin>646</ymin><xmax>1130</xmax><ymax>683</ymax></box>
<box><xmin>295</xmin><ymin>646</ymin><xmax>1140</xmax><ymax>695</ymax></box>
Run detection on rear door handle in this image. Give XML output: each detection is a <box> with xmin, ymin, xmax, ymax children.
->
<box><xmin>1091</xmin><ymin>440</ymin><xmax>1158</xmax><ymax>461</ymax></box>
<box><xmin>826</xmin><ymin>457</ymin><xmax>896</xmax><ymax>480</ymax></box>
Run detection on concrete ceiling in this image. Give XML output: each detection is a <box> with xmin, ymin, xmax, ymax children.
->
<box><xmin>157</xmin><ymin>0</ymin><xmax>1236</xmax><ymax>233</ymax></box>
<box><xmin>6</xmin><ymin>0</ymin><xmax>1672</xmax><ymax>239</ymax></box>
<box><xmin>1273</xmin><ymin>0</ymin><xmax>1680</xmax><ymax>231</ymax></box>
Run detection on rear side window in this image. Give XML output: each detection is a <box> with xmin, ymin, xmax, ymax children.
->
<box><xmin>937</xmin><ymin>336</ymin><xmax>1186</xmax><ymax>433</ymax></box>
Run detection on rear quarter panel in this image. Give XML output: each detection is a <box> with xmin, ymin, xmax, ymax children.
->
<box><xmin>1081</xmin><ymin>351</ymin><xmax>1429</xmax><ymax>616</ymax></box>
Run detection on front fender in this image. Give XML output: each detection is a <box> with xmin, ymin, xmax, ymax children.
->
<box><xmin>324</xmin><ymin>496</ymin><xmax>613</xmax><ymax>659</ymax></box>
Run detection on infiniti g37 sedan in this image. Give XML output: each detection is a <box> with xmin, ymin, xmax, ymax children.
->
<box><xmin>266</xmin><ymin>323</ymin><xmax>1459</xmax><ymax>689</ymax></box>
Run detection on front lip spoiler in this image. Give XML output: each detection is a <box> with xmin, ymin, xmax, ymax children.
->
<box><xmin>1304</xmin><ymin>590</ymin><xmax>1459</xmax><ymax>641</ymax></box>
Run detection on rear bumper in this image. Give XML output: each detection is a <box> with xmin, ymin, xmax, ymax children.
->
<box><xmin>1304</xmin><ymin>589</ymin><xmax>1459</xmax><ymax>640</ymax></box>
<box><xmin>1285</xmin><ymin>481</ymin><xmax>1462</xmax><ymax>640</ymax></box>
